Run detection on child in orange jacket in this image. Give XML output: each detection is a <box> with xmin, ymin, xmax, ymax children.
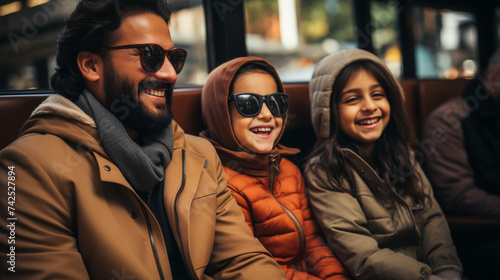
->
<box><xmin>200</xmin><ymin>56</ymin><xmax>351</xmax><ymax>280</ymax></box>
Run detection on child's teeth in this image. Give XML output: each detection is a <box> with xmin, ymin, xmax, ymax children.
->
<box><xmin>252</xmin><ymin>128</ymin><xmax>272</xmax><ymax>133</ymax></box>
<box><xmin>359</xmin><ymin>118</ymin><xmax>378</xmax><ymax>125</ymax></box>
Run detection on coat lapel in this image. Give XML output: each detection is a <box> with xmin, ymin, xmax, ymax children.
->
<box><xmin>164</xmin><ymin>146</ymin><xmax>205</xmax><ymax>278</ymax></box>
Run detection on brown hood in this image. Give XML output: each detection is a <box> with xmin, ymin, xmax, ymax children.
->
<box><xmin>200</xmin><ymin>56</ymin><xmax>299</xmax><ymax>176</ymax></box>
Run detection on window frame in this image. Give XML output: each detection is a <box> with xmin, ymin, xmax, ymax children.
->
<box><xmin>1</xmin><ymin>0</ymin><xmax>498</xmax><ymax>94</ymax></box>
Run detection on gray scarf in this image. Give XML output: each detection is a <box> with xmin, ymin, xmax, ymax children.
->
<box><xmin>74</xmin><ymin>89</ymin><xmax>173</xmax><ymax>192</ymax></box>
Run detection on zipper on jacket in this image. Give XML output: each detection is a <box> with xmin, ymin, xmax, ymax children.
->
<box><xmin>268</xmin><ymin>153</ymin><xmax>280</xmax><ymax>173</ymax></box>
<box><xmin>174</xmin><ymin>149</ymin><xmax>194</xmax><ymax>280</ymax></box>
<box><xmin>147</xmin><ymin>190</ymin><xmax>153</xmax><ymax>205</ymax></box>
<box><xmin>268</xmin><ymin>153</ymin><xmax>306</xmax><ymax>253</ymax></box>
<box><xmin>137</xmin><ymin>200</ymin><xmax>166</xmax><ymax>280</ymax></box>
<box><xmin>347</xmin><ymin>149</ymin><xmax>420</xmax><ymax>247</ymax></box>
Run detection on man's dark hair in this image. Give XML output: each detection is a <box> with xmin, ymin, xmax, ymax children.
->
<box><xmin>50</xmin><ymin>0</ymin><xmax>173</xmax><ymax>99</ymax></box>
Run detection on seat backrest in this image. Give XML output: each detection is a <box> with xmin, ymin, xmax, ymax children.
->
<box><xmin>0</xmin><ymin>91</ymin><xmax>207</xmax><ymax>150</ymax></box>
<box><xmin>0</xmin><ymin>94</ymin><xmax>51</xmax><ymax>150</ymax></box>
<box><xmin>170</xmin><ymin>87</ymin><xmax>204</xmax><ymax>135</ymax></box>
<box><xmin>281</xmin><ymin>83</ymin><xmax>316</xmax><ymax>161</ymax></box>
<box><xmin>0</xmin><ymin>85</ymin><xmax>314</xmax><ymax>152</ymax></box>
<box><xmin>0</xmin><ymin>79</ymin><xmax>472</xmax><ymax>152</ymax></box>
<box><xmin>417</xmin><ymin>79</ymin><xmax>470</xmax><ymax>136</ymax></box>
<box><xmin>399</xmin><ymin>79</ymin><xmax>418</xmax><ymax>139</ymax></box>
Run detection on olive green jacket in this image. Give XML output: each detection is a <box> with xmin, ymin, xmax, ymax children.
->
<box><xmin>305</xmin><ymin>149</ymin><xmax>462</xmax><ymax>280</ymax></box>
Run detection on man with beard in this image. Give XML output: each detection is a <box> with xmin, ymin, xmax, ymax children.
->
<box><xmin>0</xmin><ymin>0</ymin><xmax>284</xmax><ymax>279</ymax></box>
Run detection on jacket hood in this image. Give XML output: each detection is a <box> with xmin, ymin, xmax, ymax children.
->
<box><xmin>309</xmin><ymin>49</ymin><xmax>403</xmax><ymax>138</ymax></box>
<box><xmin>19</xmin><ymin>94</ymin><xmax>106</xmax><ymax>153</ymax></box>
<box><xmin>200</xmin><ymin>56</ymin><xmax>299</xmax><ymax>176</ymax></box>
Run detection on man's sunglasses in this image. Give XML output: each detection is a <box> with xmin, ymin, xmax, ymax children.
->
<box><xmin>100</xmin><ymin>44</ymin><xmax>187</xmax><ymax>74</ymax></box>
<box><xmin>228</xmin><ymin>92</ymin><xmax>289</xmax><ymax>117</ymax></box>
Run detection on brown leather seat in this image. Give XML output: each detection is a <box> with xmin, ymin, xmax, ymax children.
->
<box><xmin>0</xmin><ymin>94</ymin><xmax>50</xmax><ymax>150</ymax></box>
<box><xmin>417</xmin><ymin>79</ymin><xmax>470</xmax><ymax>137</ymax></box>
<box><xmin>0</xmin><ymin>79</ymin><xmax>472</xmax><ymax>152</ymax></box>
<box><xmin>170</xmin><ymin>87</ymin><xmax>204</xmax><ymax>135</ymax></box>
<box><xmin>400</xmin><ymin>79</ymin><xmax>418</xmax><ymax>141</ymax></box>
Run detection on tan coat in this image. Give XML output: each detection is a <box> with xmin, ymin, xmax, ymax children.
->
<box><xmin>0</xmin><ymin>95</ymin><xmax>284</xmax><ymax>279</ymax></box>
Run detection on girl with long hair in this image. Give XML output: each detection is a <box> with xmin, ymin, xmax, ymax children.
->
<box><xmin>304</xmin><ymin>49</ymin><xmax>463</xmax><ymax>280</ymax></box>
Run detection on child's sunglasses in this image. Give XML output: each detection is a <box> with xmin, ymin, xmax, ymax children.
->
<box><xmin>228</xmin><ymin>92</ymin><xmax>289</xmax><ymax>117</ymax></box>
<box><xmin>100</xmin><ymin>44</ymin><xmax>187</xmax><ymax>74</ymax></box>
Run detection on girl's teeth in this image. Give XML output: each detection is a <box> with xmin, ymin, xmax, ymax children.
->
<box><xmin>358</xmin><ymin>118</ymin><xmax>378</xmax><ymax>125</ymax></box>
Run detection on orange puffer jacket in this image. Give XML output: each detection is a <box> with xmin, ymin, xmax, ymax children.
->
<box><xmin>224</xmin><ymin>158</ymin><xmax>351</xmax><ymax>280</ymax></box>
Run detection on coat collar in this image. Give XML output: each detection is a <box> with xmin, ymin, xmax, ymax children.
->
<box><xmin>342</xmin><ymin>148</ymin><xmax>425</xmax><ymax>210</ymax></box>
<box><xmin>31</xmin><ymin>94</ymin><xmax>96</xmax><ymax>127</ymax></box>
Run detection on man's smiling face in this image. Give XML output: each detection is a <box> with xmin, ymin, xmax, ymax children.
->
<box><xmin>99</xmin><ymin>12</ymin><xmax>178</xmax><ymax>133</ymax></box>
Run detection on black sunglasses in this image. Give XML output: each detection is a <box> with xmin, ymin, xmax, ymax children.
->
<box><xmin>100</xmin><ymin>44</ymin><xmax>187</xmax><ymax>74</ymax></box>
<box><xmin>228</xmin><ymin>92</ymin><xmax>289</xmax><ymax>117</ymax></box>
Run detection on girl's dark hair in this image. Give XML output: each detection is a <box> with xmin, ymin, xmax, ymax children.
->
<box><xmin>305</xmin><ymin>60</ymin><xmax>427</xmax><ymax>204</ymax></box>
<box><xmin>229</xmin><ymin>61</ymin><xmax>284</xmax><ymax>94</ymax></box>
<box><xmin>50</xmin><ymin>0</ymin><xmax>172</xmax><ymax>100</ymax></box>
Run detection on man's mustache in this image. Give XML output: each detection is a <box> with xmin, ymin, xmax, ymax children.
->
<box><xmin>139</xmin><ymin>79</ymin><xmax>174</xmax><ymax>90</ymax></box>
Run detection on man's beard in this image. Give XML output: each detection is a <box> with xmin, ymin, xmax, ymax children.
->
<box><xmin>103</xmin><ymin>63</ymin><xmax>174</xmax><ymax>133</ymax></box>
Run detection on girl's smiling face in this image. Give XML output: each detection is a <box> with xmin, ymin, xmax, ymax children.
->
<box><xmin>337</xmin><ymin>68</ymin><xmax>391</xmax><ymax>155</ymax></box>
<box><xmin>230</xmin><ymin>70</ymin><xmax>283</xmax><ymax>154</ymax></box>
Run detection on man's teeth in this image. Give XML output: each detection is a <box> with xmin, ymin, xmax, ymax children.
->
<box><xmin>358</xmin><ymin>118</ymin><xmax>379</xmax><ymax>125</ymax></box>
<box><xmin>251</xmin><ymin>127</ymin><xmax>272</xmax><ymax>134</ymax></box>
<box><xmin>143</xmin><ymin>88</ymin><xmax>165</xmax><ymax>97</ymax></box>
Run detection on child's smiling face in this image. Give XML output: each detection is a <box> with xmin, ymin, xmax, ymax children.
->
<box><xmin>230</xmin><ymin>71</ymin><xmax>283</xmax><ymax>154</ymax></box>
<box><xmin>337</xmin><ymin>68</ymin><xmax>391</xmax><ymax>155</ymax></box>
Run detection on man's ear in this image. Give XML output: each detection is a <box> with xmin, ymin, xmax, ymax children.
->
<box><xmin>77</xmin><ymin>51</ymin><xmax>102</xmax><ymax>82</ymax></box>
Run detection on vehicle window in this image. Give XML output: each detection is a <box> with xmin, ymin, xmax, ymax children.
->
<box><xmin>0</xmin><ymin>0</ymin><xmax>206</xmax><ymax>91</ymax></box>
<box><xmin>370</xmin><ymin>0</ymin><xmax>402</xmax><ymax>78</ymax></box>
<box><xmin>412</xmin><ymin>6</ymin><xmax>479</xmax><ymax>79</ymax></box>
<box><xmin>169</xmin><ymin>0</ymin><xmax>207</xmax><ymax>85</ymax></box>
<box><xmin>244</xmin><ymin>0</ymin><xmax>357</xmax><ymax>82</ymax></box>
<box><xmin>0</xmin><ymin>0</ymin><xmax>77</xmax><ymax>91</ymax></box>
